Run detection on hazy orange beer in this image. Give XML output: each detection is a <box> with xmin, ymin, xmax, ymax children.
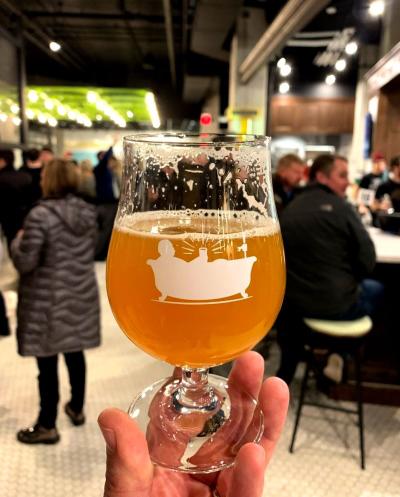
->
<box><xmin>107</xmin><ymin>211</ymin><xmax>285</xmax><ymax>367</ymax></box>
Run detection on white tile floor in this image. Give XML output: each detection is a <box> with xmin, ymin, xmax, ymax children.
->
<box><xmin>1</xmin><ymin>263</ymin><xmax>400</xmax><ymax>497</ymax></box>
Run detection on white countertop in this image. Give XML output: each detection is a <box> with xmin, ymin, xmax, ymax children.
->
<box><xmin>367</xmin><ymin>227</ymin><xmax>400</xmax><ymax>263</ymax></box>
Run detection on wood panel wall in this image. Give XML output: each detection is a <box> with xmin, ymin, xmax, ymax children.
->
<box><xmin>373</xmin><ymin>76</ymin><xmax>400</xmax><ymax>160</ymax></box>
<box><xmin>270</xmin><ymin>96</ymin><xmax>355</xmax><ymax>135</ymax></box>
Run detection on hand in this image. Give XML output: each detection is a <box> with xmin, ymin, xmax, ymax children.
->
<box><xmin>98</xmin><ymin>351</ymin><xmax>289</xmax><ymax>497</ymax></box>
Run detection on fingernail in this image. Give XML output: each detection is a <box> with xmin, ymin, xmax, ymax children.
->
<box><xmin>99</xmin><ymin>425</ymin><xmax>116</xmax><ymax>451</ymax></box>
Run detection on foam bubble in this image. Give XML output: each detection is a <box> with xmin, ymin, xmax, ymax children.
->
<box><xmin>115</xmin><ymin>210</ymin><xmax>280</xmax><ymax>239</ymax></box>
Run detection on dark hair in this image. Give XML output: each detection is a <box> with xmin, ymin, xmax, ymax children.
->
<box><xmin>0</xmin><ymin>149</ymin><xmax>15</xmax><ymax>169</ymax></box>
<box><xmin>41</xmin><ymin>146</ymin><xmax>54</xmax><ymax>154</ymax></box>
<box><xmin>309</xmin><ymin>154</ymin><xmax>348</xmax><ymax>181</ymax></box>
<box><xmin>390</xmin><ymin>156</ymin><xmax>400</xmax><ymax>169</ymax></box>
<box><xmin>25</xmin><ymin>148</ymin><xmax>40</xmax><ymax>162</ymax></box>
<box><xmin>309</xmin><ymin>154</ymin><xmax>335</xmax><ymax>181</ymax></box>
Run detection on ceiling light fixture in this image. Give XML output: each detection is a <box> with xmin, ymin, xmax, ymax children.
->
<box><xmin>277</xmin><ymin>57</ymin><xmax>286</xmax><ymax>68</ymax></box>
<box><xmin>48</xmin><ymin>117</ymin><xmax>58</xmax><ymax>127</ymax></box>
<box><xmin>10</xmin><ymin>103</ymin><xmax>20</xmax><ymax>114</ymax></box>
<box><xmin>145</xmin><ymin>92</ymin><xmax>161</xmax><ymax>129</ymax></box>
<box><xmin>96</xmin><ymin>115</ymin><xmax>103</xmax><ymax>121</ymax></box>
<box><xmin>279</xmin><ymin>82</ymin><xmax>290</xmax><ymax>94</ymax></box>
<box><xmin>28</xmin><ymin>90</ymin><xmax>39</xmax><ymax>102</ymax></box>
<box><xmin>326</xmin><ymin>6</ymin><xmax>337</xmax><ymax>15</ymax></box>
<box><xmin>325</xmin><ymin>74</ymin><xmax>336</xmax><ymax>85</ymax></box>
<box><xmin>12</xmin><ymin>116</ymin><xmax>21</xmax><ymax>126</ymax></box>
<box><xmin>87</xmin><ymin>91</ymin><xmax>98</xmax><ymax>103</ymax></box>
<box><xmin>345</xmin><ymin>41</ymin><xmax>358</xmax><ymax>55</ymax></box>
<box><xmin>49</xmin><ymin>41</ymin><xmax>61</xmax><ymax>52</ymax></box>
<box><xmin>369</xmin><ymin>0</ymin><xmax>385</xmax><ymax>17</ymax></box>
<box><xmin>26</xmin><ymin>109</ymin><xmax>35</xmax><ymax>119</ymax></box>
<box><xmin>127</xmin><ymin>110</ymin><xmax>134</xmax><ymax>119</ymax></box>
<box><xmin>335</xmin><ymin>59</ymin><xmax>347</xmax><ymax>71</ymax></box>
<box><xmin>0</xmin><ymin>113</ymin><xmax>7</xmax><ymax>122</ymax></box>
<box><xmin>280</xmin><ymin>63</ymin><xmax>292</xmax><ymax>77</ymax></box>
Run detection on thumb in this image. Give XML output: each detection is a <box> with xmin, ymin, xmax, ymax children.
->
<box><xmin>98</xmin><ymin>408</ymin><xmax>154</xmax><ymax>497</ymax></box>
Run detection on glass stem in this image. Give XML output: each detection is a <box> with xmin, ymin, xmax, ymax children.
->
<box><xmin>173</xmin><ymin>367</ymin><xmax>219</xmax><ymax>413</ymax></box>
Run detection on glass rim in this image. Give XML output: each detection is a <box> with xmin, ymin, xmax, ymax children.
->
<box><xmin>123</xmin><ymin>132</ymin><xmax>271</xmax><ymax>146</ymax></box>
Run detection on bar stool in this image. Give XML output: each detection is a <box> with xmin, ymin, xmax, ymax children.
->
<box><xmin>289</xmin><ymin>315</ymin><xmax>373</xmax><ymax>470</ymax></box>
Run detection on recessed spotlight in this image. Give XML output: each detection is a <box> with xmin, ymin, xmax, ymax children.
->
<box><xmin>326</xmin><ymin>6</ymin><xmax>337</xmax><ymax>15</ymax></box>
<box><xmin>325</xmin><ymin>74</ymin><xmax>336</xmax><ymax>85</ymax></box>
<box><xmin>335</xmin><ymin>59</ymin><xmax>347</xmax><ymax>71</ymax></box>
<box><xmin>345</xmin><ymin>41</ymin><xmax>358</xmax><ymax>55</ymax></box>
<box><xmin>279</xmin><ymin>82</ymin><xmax>290</xmax><ymax>94</ymax></box>
<box><xmin>369</xmin><ymin>0</ymin><xmax>385</xmax><ymax>17</ymax></box>
<box><xmin>49</xmin><ymin>41</ymin><xmax>61</xmax><ymax>52</ymax></box>
<box><xmin>280</xmin><ymin>63</ymin><xmax>292</xmax><ymax>77</ymax></box>
<box><xmin>277</xmin><ymin>57</ymin><xmax>286</xmax><ymax>69</ymax></box>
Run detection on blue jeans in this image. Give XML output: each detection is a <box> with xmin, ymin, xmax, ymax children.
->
<box><xmin>332</xmin><ymin>279</ymin><xmax>384</xmax><ymax>320</ymax></box>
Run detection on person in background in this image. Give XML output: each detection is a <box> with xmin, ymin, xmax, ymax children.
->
<box><xmin>94</xmin><ymin>144</ymin><xmax>119</xmax><ymax>260</ymax></box>
<box><xmin>359</xmin><ymin>151</ymin><xmax>387</xmax><ymax>192</ymax></box>
<box><xmin>78</xmin><ymin>159</ymin><xmax>96</xmax><ymax>201</ymax></box>
<box><xmin>98</xmin><ymin>351</ymin><xmax>289</xmax><ymax>497</ymax></box>
<box><xmin>375</xmin><ymin>155</ymin><xmax>400</xmax><ymax>212</ymax></box>
<box><xmin>276</xmin><ymin>154</ymin><xmax>383</xmax><ymax>385</ymax></box>
<box><xmin>272</xmin><ymin>154</ymin><xmax>304</xmax><ymax>216</ymax></box>
<box><xmin>11</xmin><ymin>159</ymin><xmax>100</xmax><ymax>444</ymax></box>
<box><xmin>39</xmin><ymin>146</ymin><xmax>54</xmax><ymax>166</ymax></box>
<box><xmin>0</xmin><ymin>149</ymin><xmax>31</xmax><ymax>249</ymax></box>
<box><xmin>20</xmin><ymin>148</ymin><xmax>43</xmax><ymax>210</ymax></box>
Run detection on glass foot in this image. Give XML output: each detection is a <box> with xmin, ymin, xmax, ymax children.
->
<box><xmin>128</xmin><ymin>373</ymin><xmax>264</xmax><ymax>473</ymax></box>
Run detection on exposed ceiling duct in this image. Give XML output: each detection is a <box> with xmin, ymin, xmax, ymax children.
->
<box><xmin>190</xmin><ymin>0</ymin><xmax>242</xmax><ymax>62</ymax></box>
<box><xmin>239</xmin><ymin>0</ymin><xmax>331</xmax><ymax>84</ymax></box>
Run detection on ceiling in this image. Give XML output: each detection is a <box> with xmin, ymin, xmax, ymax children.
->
<box><xmin>0</xmin><ymin>0</ymin><xmax>382</xmax><ymax>125</ymax></box>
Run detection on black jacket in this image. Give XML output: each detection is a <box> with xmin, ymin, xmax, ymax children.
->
<box><xmin>0</xmin><ymin>166</ymin><xmax>32</xmax><ymax>246</ymax></box>
<box><xmin>280</xmin><ymin>184</ymin><xmax>376</xmax><ymax>318</ymax></box>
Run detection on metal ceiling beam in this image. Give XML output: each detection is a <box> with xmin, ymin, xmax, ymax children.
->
<box><xmin>23</xmin><ymin>10</ymin><xmax>166</xmax><ymax>22</ymax></box>
<box><xmin>0</xmin><ymin>0</ymin><xmax>85</xmax><ymax>72</ymax></box>
<box><xmin>163</xmin><ymin>0</ymin><xmax>176</xmax><ymax>87</ymax></box>
<box><xmin>239</xmin><ymin>0</ymin><xmax>331</xmax><ymax>84</ymax></box>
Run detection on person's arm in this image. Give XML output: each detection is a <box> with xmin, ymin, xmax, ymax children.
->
<box><xmin>97</xmin><ymin>147</ymin><xmax>113</xmax><ymax>172</ymax></box>
<box><xmin>346</xmin><ymin>203</ymin><xmax>376</xmax><ymax>278</ymax></box>
<box><xmin>10</xmin><ymin>206</ymin><xmax>47</xmax><ymax>274</ymax></box>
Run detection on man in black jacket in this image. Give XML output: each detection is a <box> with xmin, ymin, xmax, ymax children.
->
<box><xmin>276</xmin><ymin>154</ymin><xmax>383</xmax><ymax>384</ymax></box>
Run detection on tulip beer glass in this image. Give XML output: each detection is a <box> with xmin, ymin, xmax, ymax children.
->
<box><xmin>106</xmin><ymin>133</ymin><xmax>285</xmax><ymax>473</ymax></box>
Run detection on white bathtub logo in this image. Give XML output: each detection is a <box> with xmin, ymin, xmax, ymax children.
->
<box><xmin>147</xmin><ymin>239</ymin><xmax>257</xmax><ymax>304</ymax></box>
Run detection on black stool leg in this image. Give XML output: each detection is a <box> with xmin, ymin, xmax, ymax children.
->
<box><xmin>289</xmin><ymin>357</ymin><xmax>310</xmax><ymax>453</ymax></box>
<box><xmin>354</xmin><ymin>349</ymin><xmax>366</xmax><ymax>470</ymax></box>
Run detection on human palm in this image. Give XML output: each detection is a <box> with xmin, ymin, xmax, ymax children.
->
<box><xmin>98</xmin><ymin>352</ymin><xmax>289</xmax><ymax>497</ymax></box>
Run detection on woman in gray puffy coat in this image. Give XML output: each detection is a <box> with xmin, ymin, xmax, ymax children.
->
<box><xmin>11</xmin><ymin>158</ymin><xmax>100</xmax><ymax>444</ymax></box>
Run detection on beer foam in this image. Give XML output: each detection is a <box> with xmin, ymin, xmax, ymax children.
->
<box><xmin>115</xmin><ymin>210</ymin><xmax>280</xmax><ymax>239</ymax></box>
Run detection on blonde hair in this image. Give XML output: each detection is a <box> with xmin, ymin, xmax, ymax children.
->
<box><xmin>42</xmin><ymin>159</ymin><xmax>79</xmax><ymax>198</ymax></box>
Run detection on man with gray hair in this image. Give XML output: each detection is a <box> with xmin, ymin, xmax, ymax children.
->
<box><xmin>272</xmin><ymin>153</ymin><xmax>304</xmax><ymax>215</ymax></box>
<box><xmin>276</xmin><ymin>154</ymin><xmax>383</xmax><ymax>384</ymax></box>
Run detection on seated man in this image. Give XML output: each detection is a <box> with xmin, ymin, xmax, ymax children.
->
<box><xmin>359</xmin><ymin>151</ymin><xmax>387</xmax><ymax>192</ymax></box>
<box><xmin>272</xmin><ymin>154</ymin><xmax>304</xmax><ymax>215</ymax></box>
<box><xmin>375</xmin><ymin>155</ymin><xmax>400</xmax><ymax>212</ymax></box>
<box><xmin>276</xmin><ymin>154</ymin><xmax>383</xmax><ymax>384</ymax></box>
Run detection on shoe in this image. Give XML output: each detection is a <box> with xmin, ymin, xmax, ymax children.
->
<box><xmin>64</xmin><ymin>402</ymin><xmax>85</xmax><ymax>426</ymax></box>
<box><xmin>17</xmin><ymin>424</ymin><xmax>60</xmax><ymax>444</ymax></box>
<box><xmin>323</xmin><ymin>353</ymin><xmax>344</xmax><ymax>383</ymax></box>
